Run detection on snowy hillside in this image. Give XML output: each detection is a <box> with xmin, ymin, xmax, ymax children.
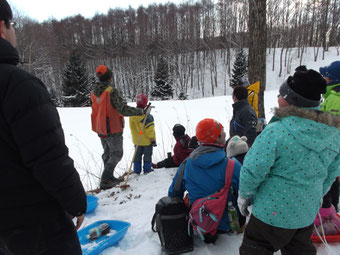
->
<box><xmin>59</xmin><ymin>90</ymin><xmax>340</xmax><ymax>254</ymax></box>
<box><xmin>57</xmin><ymin>47</ymin><xmax>340</xmax><ymax>254</ymax></box>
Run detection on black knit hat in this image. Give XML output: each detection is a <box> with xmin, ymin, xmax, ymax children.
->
<box><xmin>173</xmin><ymin>124</ymin><xmax>185</xmax><ymax>139</ymax></box>
<box><xmin>0</xmin><ymin>0</ymin><xmax>12</xmax><ymax>27</ymax></box>
<box><xmin>279</xmin><ymin>69</ymin><xmax>327</xmax><ymax>107</ymax></box>
<box><xmin>96</xmin><ymin>65</ymin><xmax>113</xmax><ymax>82</ymax></box>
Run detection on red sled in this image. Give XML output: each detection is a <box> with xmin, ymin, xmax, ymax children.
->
<box><xmin>311</xmin><ymin>214</ymin><xmax>340</xmax><ymax>243</ymax></box>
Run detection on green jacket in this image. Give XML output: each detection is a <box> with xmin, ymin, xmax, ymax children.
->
<box><xmin>321</xmin><ymin>82</ymin><xmax>340</xmax><ymax>116</ymax></box>
<box><xmin>240</xmin><ymin>106</ymin><xmax>340</xmax><ymax>229</ymax></box>
<box><xmin>92</xmin><ymin>81</ymin><xmax>143</xmax><ymax>116</ymax></box>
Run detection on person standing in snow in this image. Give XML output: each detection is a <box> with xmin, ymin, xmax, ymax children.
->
<box><xmin>129</xmin><ymin>93</ymin><xmax>156</xmax><ymax>174</ymax></box>
<box><xmin>0</xmin><ymin>1</ymin><xmax>87</xmax><ymax>254</ymax></box>
<box><xmin>312</xmin><ymin>61</ymin><xmax>340</xmax><ymax>229</ymax></box>
<box><xmin>226</xmin><ymin>135</ymin><xmax>249</xmax><ymax>230</ymax></box>
<box><xmin>91</xmin><ymin>65</ymin><xmax>148</xmax><ymax>189</ymax></box>
<box><xmin>229</xmin><ymin>85</ymin><xmax>258</xmax><ymax>146</ymax></box>
<box><xmin>319</xmin><ymin>61</ymin><xmax>340</xmax><ymax>116</ymax></box>
<box><xmin>153</xmin><ymin>124</ymin><xmax>192</xmax><ymax>169</ymax></box>
<box><xmin>238</xmin><ymin>68</ymin><xmax>340</xmax><ymax>254</ymax></box>
<box><xmin>168</xmin><ymin>119</ymin><xmax>242</xmax><ymax>243</ymax></box>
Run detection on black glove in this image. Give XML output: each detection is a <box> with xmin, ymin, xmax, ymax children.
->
<box><xmin>151</xmin><ymin>140</ymin><xmax>157</xmax><ymax>147</ymax></box>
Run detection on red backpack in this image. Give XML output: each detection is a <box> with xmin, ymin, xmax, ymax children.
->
<box><xmin>188</xmin><ymin>159</ymin><xmax>235</xmax><ymax>240</ymax></box>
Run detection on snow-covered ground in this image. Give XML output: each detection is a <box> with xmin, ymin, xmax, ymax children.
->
<box><xmin>58</xmin><ymin>48</ymin><xmax>340</xmax><ymax>254</ymax></box>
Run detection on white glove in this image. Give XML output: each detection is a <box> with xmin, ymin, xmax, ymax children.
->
<box><xmin>237</xmin><ymin>194</ymin><xmax>251</xmax><ymax>217</ymax></box>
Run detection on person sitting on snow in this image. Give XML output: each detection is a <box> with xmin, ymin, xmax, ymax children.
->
<box><xmin>152</xmin><ymin>124</ymin><xmax>192</xmax><ymax>169</ymax></box>
<box><xmin>168</xmin><ymin>118</ymin><xmax>242</xmax><ymax>243</ymax></box>
<box><xmin>238</xmin><ymin>67</ymin><xmax>340</xmax><ymax>254</ymax></box>
<box><xmin>129</xmin><ymin>94</ymin><xmax>156</xmax><ymax>174</ymax></box>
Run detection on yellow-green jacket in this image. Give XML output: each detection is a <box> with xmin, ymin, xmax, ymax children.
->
<box><xmin>321</xmin><ymin>82</ymin><xmax>340</xmax><ymax>116</ymax></box>
<box><xmin>129</xmin><ymin>114</ymin><xmax>156</xmax><ymax>146</ymax></box>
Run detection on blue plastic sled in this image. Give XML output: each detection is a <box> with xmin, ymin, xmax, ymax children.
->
<box><xmin>86</xmin><ymin>195</ymin><xmax>98</xmax><ymax>215</ymax></box>
<box><xmin>78</xmin><ymin>220</ymin><xmax>131</xmax><ymax>255</ymax></box>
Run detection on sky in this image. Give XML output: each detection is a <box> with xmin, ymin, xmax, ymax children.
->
<box><xmin>8</xmin><ymin>0</ymin><xmax>187</xmax><ymax>23</ymax></box>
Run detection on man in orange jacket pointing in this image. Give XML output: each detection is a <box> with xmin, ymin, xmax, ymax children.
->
<box><xmin>91</xmin><ymin>65</ymin><xmax>149</xmax><ymax>189</ymax></box>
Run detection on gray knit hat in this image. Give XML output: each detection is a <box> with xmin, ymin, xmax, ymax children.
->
<box><xmin>227</xmin><ymin>135</ymin><xmax>249</xmax><ymax>158</ymax></box>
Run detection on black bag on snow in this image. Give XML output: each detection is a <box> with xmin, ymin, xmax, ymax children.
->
<box><xmin>151</xmin><ymin>161</ymin><xmax>193</xmax><ymax>254</ymax></box>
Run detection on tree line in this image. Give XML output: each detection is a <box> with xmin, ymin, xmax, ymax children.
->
<box><xmin>13</xmin><ymin>0</ymin><xmax>340</xmax><ymax>107</ymax></box>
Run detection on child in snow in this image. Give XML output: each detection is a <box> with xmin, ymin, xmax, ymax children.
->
<box><xmin>129</xmin><ymin>94</ymin><xmax>156</xmax><ymax>174</ymax></box>
<box><xmin>168</xmin><ymin>119</ymin><xmax>242</xmax><ymax>243</ymax></box>
<box><xmin>313</xmin><ymin>201</ymin><xmax>340</xmax><ymax>236</ymax></box>
<box><xmin>152</xmin><ymin>124</ymin><xmax>192</xmax><ymax>169</ymax></box>
<box><xmin>238</xmin><ymin>68</ymin><xmax>340</xmax><ymax>254</ymax></box>
<box><xmin>226</xmin><ymin>135</ymin><xmax>249</xmax><ymax>165</ymax></box>
<box><xmin>226</xmin><ymin>135</ymin><xmax>249</xmax><ymax>230</ymax></box>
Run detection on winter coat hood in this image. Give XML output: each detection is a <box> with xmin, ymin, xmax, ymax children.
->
<box><xmin>189</xmin><ymin>145</ymin><xmax>226</xmax><ymax>168</ymax></box>
<box><xmin>274</xmin><ymin>105</ymin><xmax>340</xmax><ymax>152</ymax></box>
<box><xmin>0</xmin><ymin>37</ymin><xmax>19</xmax><ymax>65</ymax></box>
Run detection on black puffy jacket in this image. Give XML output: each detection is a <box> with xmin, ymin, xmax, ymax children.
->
<box><xmin>0</xmin><ymin>38</ymin><xmax>86</xmax><ymax>231</ymax></box>
<box><xmin>229</xmin><ymin>99</ymin><xmax>258</xmax><ymax>146</ymax></box>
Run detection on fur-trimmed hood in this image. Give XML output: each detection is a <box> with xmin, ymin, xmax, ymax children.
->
<box><xmin>274</xmin><ymin>105</ymin><xmax>340</xmax><ymax>129</ymax></box>
<box><xmin>272</xmin><ymin>105</ymin><xmax>340</xmax><ymax>152</ymax></box>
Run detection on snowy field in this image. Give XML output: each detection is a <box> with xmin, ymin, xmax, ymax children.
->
<box><xmin>58</xmin><ymin>48</ymin><xmax>340</xmax><ymax>254</ymax></box>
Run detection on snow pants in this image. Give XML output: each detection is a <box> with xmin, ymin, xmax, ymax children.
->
<box><xmin>134</xmin><ymin>145</ymin><xmax>153</xmax><ymax>174</ymax></box>
<box><xmin>322</xmin><ymin>178</ymin><xmax>339</xmax><ymax>211</ymax></box>
<box><xmin>240</xmin><ymin>215</ymin><xmax>316</xmax><ymax>255</ymax></box>
<box><xmin>156</xmin><ymin>157</ymin><xmax>177</xmax><ymax>168</ymax></box>
<box><xmin>100</xmin><ymin>133</ymin><xmax>123</xmax><ymax>181</ymax></box>
<box><xmin>0</xmin><ymin>210</ymin><xmax>82</xmax><ymax>255</ymax></box>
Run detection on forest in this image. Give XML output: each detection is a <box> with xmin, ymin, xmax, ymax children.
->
<box><xmin>13</xmin><ymin>0</ymin><xmax>340</xmax><ymax>106</ymax></box>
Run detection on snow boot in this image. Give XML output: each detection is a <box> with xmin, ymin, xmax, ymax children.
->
<box><xmin>134</xmin><ymin>162</ymin><xmax>142</xmax><ymax>175</ymax></box>
<box><xmin>100</xmin><ymin>177</ymin><xmax>122</xmax><ymax>190</ymax></box>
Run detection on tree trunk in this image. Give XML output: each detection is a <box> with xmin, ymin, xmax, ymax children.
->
<box><xmin>248</xmin><ymin>0</ymin><xmax>267</xmax><ymax>118</ymax></box>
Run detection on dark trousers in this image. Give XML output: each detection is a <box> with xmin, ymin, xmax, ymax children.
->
<box><xmin>156</xmin><ymin>157</ymin><xmax>177</xmax><ymax>168</ymax></box>
<box><xmin>240</xmin><ymin>215</ymin><xmax>316</xmax><ymax>255</ymax></box>
<box><xmin>322</xmin><ymin>178</ymin><xmax>339</xmax><ymax>211</ymax></box>
<box><xmin>0</xmin><ymin>211</ymin><xmax>82</xmax><ymax>255</ymax></box>
<box><xmin>100</xmin><ymin>133</ymin><xmax>123</xmax><ymax>180</ymax></box>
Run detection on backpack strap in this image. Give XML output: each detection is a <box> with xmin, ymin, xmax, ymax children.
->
<box><xmin>173</xmin><ymin>160</ymin><xmax>187</xmax><ymax>195</ymax></box>
<box><xmin>224</xmin><ymin>159</ymin><xmax>235</xmax><ymax>188</ymax></box>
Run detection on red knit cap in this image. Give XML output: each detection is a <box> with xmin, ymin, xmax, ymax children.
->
<box><xmin>136</xmin><ymin>94</ymin><xmax>148</xmax><ymax>108</ymax></box>
<box><xmin>196</xmin><ymin>118</ymin><xmax>223</xmax><ymax>143</ymax></box>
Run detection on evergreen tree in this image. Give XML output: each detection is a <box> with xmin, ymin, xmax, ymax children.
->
<box><xmin>62</xmin><ymin>49</ymin><xmax>90</xmax><ymax>107</ymax></box>
<box><xmin>230</xmin><ymin>49</ymin><xmax>248</xmax><ymax>88</ymax></box>
<box><xmin>152</xmin><ymin>56</ymin><xmax>173</xmax><ymax>100</ymax></box>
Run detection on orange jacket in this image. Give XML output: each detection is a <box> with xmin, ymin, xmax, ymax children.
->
<box><xmin>91</xmin><ymin>87</ymin><xmax>124</xmax><ymax>135</ymax></box>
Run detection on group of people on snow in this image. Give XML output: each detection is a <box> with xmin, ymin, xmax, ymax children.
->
<box><xmin>0</xmin><ymin>0</ymin><xmax>339</xmax><ymax>253</ymax></box>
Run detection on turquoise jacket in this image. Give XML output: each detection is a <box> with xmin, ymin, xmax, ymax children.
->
<box><xmin>240</xmin><ymin>106</ymin><xmax>340</xmax><ymax>229</ymax></box>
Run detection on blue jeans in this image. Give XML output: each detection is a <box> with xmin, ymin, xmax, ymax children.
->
<box><xmin>134</xmin><ymin>145</ymin><xmax>153</xmax><ymax>173</ymax></box>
